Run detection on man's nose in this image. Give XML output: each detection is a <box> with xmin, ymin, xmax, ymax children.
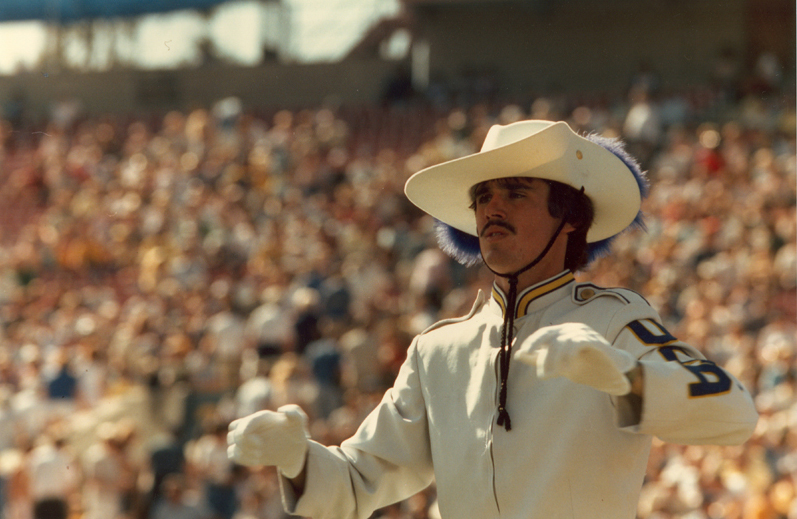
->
<box><xmin>483</xmin><ymin>195</ymin><xmax>507</xmax><ymax>219</ymax></box>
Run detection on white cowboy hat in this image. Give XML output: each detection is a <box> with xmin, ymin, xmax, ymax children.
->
<box><xmin>404</xmin><ymin>120</ymin><xmax>647</xmax><ymax>265</ymax></box>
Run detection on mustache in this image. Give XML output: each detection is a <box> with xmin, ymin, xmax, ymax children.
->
<box><xmin>480</xmin><ymin>220</ymin><xmax>516</xmax><ymax>237</ymax></box>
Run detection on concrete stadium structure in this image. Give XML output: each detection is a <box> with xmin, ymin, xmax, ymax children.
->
<box><xmin>0</xmin><ymin>0</ymin><xmax>793</xmax><ymax>118</ymax></box>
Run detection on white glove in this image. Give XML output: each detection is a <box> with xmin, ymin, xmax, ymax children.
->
<box><xmin>227</xmin><ymin>404</ymin><xmax>310</xmax><ymax>478</ymax></box>
<box><xmin>516</xmin><ymin>323</ymin><xmax>638</xmax><ymax>396</ymax></box>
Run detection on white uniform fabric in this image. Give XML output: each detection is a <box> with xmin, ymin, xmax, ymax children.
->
<box><xmin>283</xmin><ymin>271</ymin><xmax>758</xmax><ymax>519</ymax></box>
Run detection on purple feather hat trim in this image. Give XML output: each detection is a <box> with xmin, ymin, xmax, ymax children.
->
<box><xmin>433</xmin><ymin>132</ymin><xmax>649</xmax><ymax>270</ymax></box>
<box><xmin>434</xmin><ymin>219</ymin><xmax>483</xmax><ymax>266</ymax></box>
<box><xmin>582</xmin><ymin>132</ymin><xmax>648</xmax><ymax>265</ymax></box>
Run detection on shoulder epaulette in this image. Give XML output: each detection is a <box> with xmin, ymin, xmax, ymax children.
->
<box><xmin>572</xmin><ymin>283</ymin><xmax>651</xmax><ymax>307</ymax></box>
<box><xmin>572</xmin><ymin>283</ymin><xmax>662</xmax><ymax>343</ymax></box>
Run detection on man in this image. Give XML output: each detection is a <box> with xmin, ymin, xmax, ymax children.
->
<box><xmin>227</xmin><ymin>120</ymin><xmax>758</xmax><ymax>518</ymax></box>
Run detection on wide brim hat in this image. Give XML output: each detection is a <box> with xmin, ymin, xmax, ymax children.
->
<box><xmin>404</xmin><ymin>120</ymin><xmax>648</xmax><ymax>267</ymax></box>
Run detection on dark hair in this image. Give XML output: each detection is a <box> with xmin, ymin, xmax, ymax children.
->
<box><xmin>469</xmin><ymin>177</ymin><xmax>595</xmax><ymax>272</ymax></box>
<box><xmin>546</xmin><ymin>180</ymin><xmax>594</xmax><ymax>272</ymax></box>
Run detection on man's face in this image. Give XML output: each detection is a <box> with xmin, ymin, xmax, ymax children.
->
<box><xmin>473</xmin><ymin>177</ymin><xmax>572</xmax><ymax>276</ymax></box>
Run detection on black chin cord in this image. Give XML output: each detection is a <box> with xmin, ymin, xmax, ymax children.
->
<box><xmin>484</xmin><ymin>216</ymin><xmax>569</xmax><ymax>431</ymax></box>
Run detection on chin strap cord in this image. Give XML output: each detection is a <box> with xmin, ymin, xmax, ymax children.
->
<box><xmin>485</xmin><ymin>216</ymin><xmax>569</xmax><ymax>432</ymax></box>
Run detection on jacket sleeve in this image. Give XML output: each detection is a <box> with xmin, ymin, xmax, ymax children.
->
<box><xmin>281</xmin><ymin>338</ymin><xmax>435</xmax><ymax>519</ymax></box>
<box><xmin>605</xmin><ymin>299</ymin><xmax>758</xmax><ymax>446</ymax></box>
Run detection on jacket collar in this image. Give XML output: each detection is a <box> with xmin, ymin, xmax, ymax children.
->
<box><xmin>490</xmin><ymin>270</ymin><xmax>575</xmax><ymax>319</ymax></box>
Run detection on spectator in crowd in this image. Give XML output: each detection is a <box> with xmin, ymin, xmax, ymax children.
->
<box><xmin>233</xmin><ymin>349</ymin><xmax>273</xmax><ymax>419</ymax></box>
<box><xmin>81</xmin><ymin>421</ymin><xmax>136</xmax><ymax>519</ymax></box>
<box><xmin>186</xmin><ymin>418</ymin><xmax>238</xmax><ymax>519</ymax></box>
<box><xmin>27</xmin><ymin>425</ymin><xmax>80</xmax><ymax>519</ymax></box>
<box><xmin>143</xmin><ymin>428</ymin><xmax>186</xmax><ymax>518</ymax></box>
<box><xmin>150</xmin><ymin>474</ymin><xmax>207</xmax><ymax>519</ymax></box>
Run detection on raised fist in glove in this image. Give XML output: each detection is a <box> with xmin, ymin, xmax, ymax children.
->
<box><xmin>516</xmin><ymin>322</ymin><xmax>638</xmax><ymax>396</ymax></box>
<box><xmin>227</xmin><ymin>404</ymin><xmax>310</xmax><ymax>478</ymax></box>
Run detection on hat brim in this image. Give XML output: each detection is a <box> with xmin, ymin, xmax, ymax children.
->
<box><xmin>404</xmin><ymin>121</ymin><xmax>642</xmax><ymax>243</ymax></box>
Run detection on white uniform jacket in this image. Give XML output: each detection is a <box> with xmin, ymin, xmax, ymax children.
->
<box><xmin>284</xmin><ymin>271</ymin><xmax>758</xmax><ymax>519</ymax></box>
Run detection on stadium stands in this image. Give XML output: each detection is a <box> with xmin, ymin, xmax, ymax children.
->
<box><xmin>0</xmin><ymin>64</ymin><xmax>794</xmax><ymax>519</ymax></box>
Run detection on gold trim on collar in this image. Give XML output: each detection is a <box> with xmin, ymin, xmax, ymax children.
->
<box><xmin>492</xmin><ymin>271</ymin><xmax>575</xmax><ymax>319</ymax></box>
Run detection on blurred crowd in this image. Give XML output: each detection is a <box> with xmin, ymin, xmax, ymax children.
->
<box><xmin>0</xmin><ymin>60</ymin><xmax>794</xmax><ymax>519</ymax></box>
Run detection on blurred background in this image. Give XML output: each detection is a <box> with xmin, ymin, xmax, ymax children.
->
<box><xmin>0</xmin><ymin>0</ymin><xmax>794</xmax><ymax>518</ymax></box>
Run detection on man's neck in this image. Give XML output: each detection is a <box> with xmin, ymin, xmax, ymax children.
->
<box><xmin>494</xmin><ymin>264</ymin><xmax>569</xmax><ymax>294</ymax></box>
